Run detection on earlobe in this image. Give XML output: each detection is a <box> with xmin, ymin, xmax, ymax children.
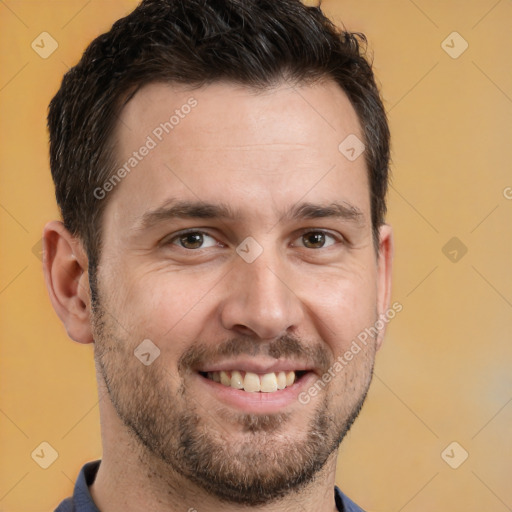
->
<box><xmin>376</xmin><ymin>224</ymin><xmax>394</xmax><ymax>350</ymax></box>
<box><xmin>42</xmin><ymin>221</ymin><xmax>94</xmax><ymax>344</ymax></box>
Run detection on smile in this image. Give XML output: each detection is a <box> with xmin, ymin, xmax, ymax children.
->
<box><xmin>200</xmin><ymin>370</ymin><xmax>308</xmax><ymax>393</ymax></box>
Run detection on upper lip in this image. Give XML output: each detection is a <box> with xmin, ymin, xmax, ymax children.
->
<box><xmin>196</xmin><ymin>358</ymin><xmax>314</xmax><ymax>375</ymax></box>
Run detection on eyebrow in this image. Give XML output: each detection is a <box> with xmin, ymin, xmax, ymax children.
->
<box><xmin>136</xmin><ymin>198</ymin><xmax>365</xmax><ymax>231</ymax></box>
<box><xmin>286</xmin><ymin>201</ymin><xmax>364</xmax><ymax>225</ymax></box>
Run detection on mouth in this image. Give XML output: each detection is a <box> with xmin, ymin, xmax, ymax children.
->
<box><xmin>199</xmin><ymin>370</ymin><xmax>309</xmax><ymax>393</ymax></box>
<box><xmin>194</xmin><ymin>357</ymin><xmax>319</xmax><ymax>413</ymax></box>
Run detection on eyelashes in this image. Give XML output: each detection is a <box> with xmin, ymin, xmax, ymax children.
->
<box><xmin>165</xmin><ymin>229</ymin><xmax>343</xmax><ymax>251</ymax></box>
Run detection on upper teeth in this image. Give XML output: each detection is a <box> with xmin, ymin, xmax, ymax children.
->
<box><xmin>207</xmin><ymin>370</ymin><xmax>296</xmax><ymax>392</ymax></box>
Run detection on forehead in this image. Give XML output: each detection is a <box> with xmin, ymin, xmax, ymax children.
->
<box><xmin>105</xmin><ymin>80</ymin><xmax>369</xmax><ymax>231</ymax></box>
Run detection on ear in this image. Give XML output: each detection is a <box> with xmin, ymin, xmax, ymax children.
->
<box><xmin>375</xmin><ymin>224</ymin><xmax>394</xmax><ymax>350</ymax></box>
<box><xmin>42</xmin><ymin>221</ymin><xmax>94</xmax><ymax>344</ymax></box>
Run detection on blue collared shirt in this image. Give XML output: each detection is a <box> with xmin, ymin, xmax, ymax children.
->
<box><xmin>55</xmin><ymin>460</ymin><xmax>366</xmax><ymax>512</ymax></box>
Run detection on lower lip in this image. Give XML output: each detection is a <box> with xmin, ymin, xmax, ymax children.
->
<box><xmin>197</xmin><ymin>372</ymin><xmax>317</xmax><ymax>414</ymax></box>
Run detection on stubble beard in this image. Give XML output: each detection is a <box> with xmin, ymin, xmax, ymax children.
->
<box><xmin>91</xmin><ymin>292</ymin><xmax>374</xmax><ymax>506</ymax></box>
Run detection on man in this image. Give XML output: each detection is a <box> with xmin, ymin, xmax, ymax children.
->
<box><xmin>44</xmin><ymin>0</ymin><xmax>393</xmax><ymax>510</ymax></box>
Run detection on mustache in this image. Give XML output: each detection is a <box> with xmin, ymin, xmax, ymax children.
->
<box><xmin>178</xmin><ymin>333</ymin><xmax>332</xmax><ymax>375</ymax></box>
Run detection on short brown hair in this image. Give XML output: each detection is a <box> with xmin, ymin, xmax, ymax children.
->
<box><xmin>48</xmin><ymin>0</ymin><xmax>390</xmax><ymax>280</ymax></box>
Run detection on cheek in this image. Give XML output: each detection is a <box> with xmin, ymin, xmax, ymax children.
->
<box><xmin>99</xmin><ymin>248</ymin><xmax>379</xmax><ymax>358</ymax></box>
<box><xmin>105</xmin><ymin>266</ymin><xmax>222</xmax><ymax>349</ymax></box>
<box><xmin>304</xmin><ymin>268</ymin><xmax>379</xmax><ymax>357</ymax></box>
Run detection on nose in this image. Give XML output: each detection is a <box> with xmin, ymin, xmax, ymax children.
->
<box><xmin>219</xmin><ymin>251</ymin><xmax>304</xmax><ymax>340</ymax></box>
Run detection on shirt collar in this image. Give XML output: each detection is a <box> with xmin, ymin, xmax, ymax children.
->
<box><xmin>58</xmin><ymin>460</ymin><xmax>365</xmax><ymax>512</ymax></box>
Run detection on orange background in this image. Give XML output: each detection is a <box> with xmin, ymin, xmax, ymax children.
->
<box><xmin>1</xmin><ymin>1</ymin><xmax>511</xmax><ymax>511</ymax></box>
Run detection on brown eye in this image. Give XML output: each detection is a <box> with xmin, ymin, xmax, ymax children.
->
<box><xmin>302</xmin><ymin>232</ymin><xmax>326</xmax><ymax>248</ymax></box>
<box><xmin>170</xmin><ymin>231</ymin><xmax>220</xmax><ymax>250</ymax></box>
<box><xmin>292</xmin><ymin>231</ymin><xmax>338</xmax><ymax>249</ymax></box>
<box><xmin>178</xmin><ymin>232</ymin><xmax>204</xmax><ymax>249</ymax></box>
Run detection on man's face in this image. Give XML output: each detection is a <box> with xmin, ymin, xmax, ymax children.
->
<box><xmin>91</xmin><ymin>80</ymin><xmax>391</xmax><ymax>505</ymax></box>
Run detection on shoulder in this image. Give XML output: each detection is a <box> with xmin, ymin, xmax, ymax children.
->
<box><xmin>54</xmin><ymin>460</ymin><xmax>101</xmax><ymax>512</ymax></box>
<box><xmin>54</xmin><ymin>497</ymin><xmax>73</xmax><ymax>512</ymax></box>
<box><xmin>335</xmin><ymin>485</ymin><xmax>367</xmax><ymax>512</ymax></box>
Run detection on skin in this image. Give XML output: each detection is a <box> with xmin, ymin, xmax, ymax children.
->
<box><xmin>44</xmin><ymin>79</ymin><xmax>393</xmax><ymax>512</ymax></box>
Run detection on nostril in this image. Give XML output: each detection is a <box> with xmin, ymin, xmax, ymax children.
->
<box><xmin>231</xmin><ymin>324</ymin><xmax>258</xmax><ymax>337</ymax></box>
